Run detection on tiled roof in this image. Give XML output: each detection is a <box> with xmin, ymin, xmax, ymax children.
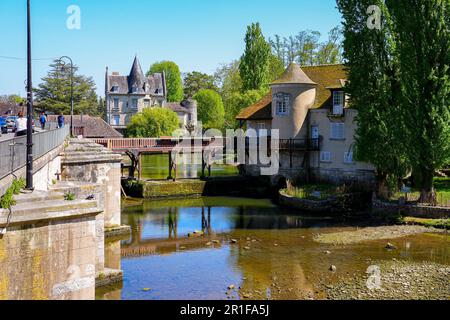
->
<box><xmin>235</xmin><ymin>93</ymin><xmax>272</xmax><ymax>120</ymax></box>
<box><xmin>271</xmin><ymin>63</ymin><xmax>316</xmax><ymax>85</ymax></box>
<box><xmin>236</xmin><ymin>64</ymin><xmax>347</xmax><ymax>120</ymax></box>
<box><xmin>302</xmin><ymin>64</ymin><xmax>347</xmax><ymax>109</ymax></box>
<box><xmin>47</xmin><ymin>115</ymin><xmax>123</xmax><ymax>138</ymax></box>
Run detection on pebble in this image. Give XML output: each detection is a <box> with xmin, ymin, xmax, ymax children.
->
<box><xmin>228</xmin><ymin>285</ymin><xmax>235</xmax><ymax>290</ymax></box>
<box><xmin>206</xmin><ymin>242</ymin><xmax>212</xmax><ymax>246</ymax></box>
<box><xmin>386</xmin><ymin>243</ymin><xmax>397</xmax><ymax>250</ymax></box>
<box><xmin>324</xmin><ymin>251</ymin><xmax>331</xmax><ymax>255</ymax></box>
<box><xmin>244</xmin><ymin>246</ymin><xmax>251</xmax><ymax>250</ymax></box>
<box><xmin>329</xmin><ymin>265</ymin><xmax>337</xmax><ymax>272</ymax></box>
<box><xmin>230</xmin><ymin>239</ymin><xmax>238</xmax><ymax>244</ymax></box>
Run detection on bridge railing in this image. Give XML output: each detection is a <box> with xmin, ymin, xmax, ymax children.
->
<box><xmin>0</xmin><ymin>126</ymin><xmax>70</xmax><ymax>180</ymax></box>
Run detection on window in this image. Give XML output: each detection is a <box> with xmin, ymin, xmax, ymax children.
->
<box><xmin>131</xmin><ymin>99</ymin><xmax>138</xmax><ymax>110</ymax></box>
<box><xmin>275</xmin><ymin>93</ymin><xmax>290</xmax><ymax>115</ymax></box>
<box><xmin>320</xmin><ymin>151</ymin><xmax>332</xmax><ymax>163</ymax></box>
<box><xmin>113</xmin><ymin>98</ymin><xmax>119</xmax><ymax>111</ymax></box>
<box><xmin>131</xmin><ymin>86</ymin><xmax>138</xmax><ymax>93</ymax></box>
<box><xmin>257</xmin><ymin>123</ymin><xmax>267</xmax><ymax>136</ymax></box>
<box><xmin>344</xmin><ymin>152</ymin><xmax>354</xmax><ymax>164</ymax></box>
<box><xmin>111</xmin><ymin>86</ymin><xmax>119</xmax><ymax>92</ymax></box>
<box><xmin>330</xmin><ymin>122</ymin><xmax>345</xmax><ymax>140</ymax></box>
<box><xmin>332</xmin><ymin>91</ymin><xmax>344</xmax><ymax>115</ymax></box>
<box><xmin>113</xmin><ymin>115</ymin><xmax>120</xmax><ymax>126</ymax></box>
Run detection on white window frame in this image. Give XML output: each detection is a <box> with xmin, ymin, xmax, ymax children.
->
<box><xmin>275</xmin><ymin>93</ymin><xmax>290</xmax><ymax>116</ymax></box>
<box><xmin>344</xmin><ymin>152</ymin><xmax>354</xmax><ymax>164</ymax></box>
<box><xmin>332</xmin><ymin>91</ymin><xmax>344</xmax><ymax>115</ymax></box>
<box><xmin>330</xmin><ymin>122</ymin><xmax>345</xmax><ymax>140</ymax></box>
<box><xmin>113</xmin><ymin>98</ymin><xmax>119</xmax><ymax>111</ymax></box>
<box><xmin>113</xmin><ymin>115</ymin><xmax>120</xmax><ymax>126</ymax></box>
<box><xmin>131</xmin><ymin>98</ymin><xmax>139</xmax><ymax>110</ymax></box>
<box><xmin>320</xmin><ymin>151</ymin><xmax>332</xmax><ymax>163</ymax></box>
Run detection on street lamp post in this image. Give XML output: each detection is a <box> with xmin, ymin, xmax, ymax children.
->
<box><xmin>26</xmin><ymin>0</ymin><xmax>33</xmax><ymax>190</ymax></box>
<box><xmin>59</xmin><ymin>56</ymin><xmax>74</xmax><ymax>136</ymax></box>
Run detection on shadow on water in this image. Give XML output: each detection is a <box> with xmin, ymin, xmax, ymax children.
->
<box><xmin>97</xmin><ymin>197</ymin><xmax>450</xmax><ymax>300</ymax></box>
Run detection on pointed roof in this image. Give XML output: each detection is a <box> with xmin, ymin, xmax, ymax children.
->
<box><xmin>271</xmin><ymin>63</ymin><xmax>317</xmax><ymax>86</ymax></box>
<box><xmin>128</xmin><ymin>56</ymin><xmax>146</xmax><ymax>92</ymax></box>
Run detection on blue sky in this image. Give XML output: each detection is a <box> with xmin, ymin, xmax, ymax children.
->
<box><xmin>0</xmin><ymin>0</ymin><xmax>342</xmax><ymax>97</ymax></box>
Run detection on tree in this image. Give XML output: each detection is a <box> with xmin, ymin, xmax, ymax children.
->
<box><xmin>225</xmin><ymin>90</ymin><xmax>265</xmax><ymax>129</ymax></box>
<box><xmin>148</xmin><ymin>61</ymin><xmax>183</xmax><ymax>102</ymax></box>
<box><xmin>126</xmin><ymin>107</ymin><xmax>179</xmax><ymax>138</ymax></box>
<box><xmin>389</xmin><ymin>0</ymin><xmax>450</xmax><ymax>203</ymax></box>
<box><xmin>315</xmin><ymin>26</ymin><xmax>344</xmax><ymax>65</ymax></box>
<box><xmin>215</xmin><ymin>60</ymin><xmax>243</xmax><ymax>104</ymax></box>
<box><xmin>193</xmin><ymin>89</ymin><xmax>225</xmax><ymax>130</ymax></box>
<box><xmin>34</xmin><ymin>60</ymin><xmax>99</xmax><ymax>115</ymax></box>
<box><xmin>239</xmin><ymin>22</ymin><xmax>272</xmax><ymax>91</ymax></box>
<box><xmin>183</xmin><ymin>71</ymin><xmax>218</xmax><ymax>99</ymax></box>
<box><xmin>337</xmin><ymin>0</ymin><xmax>410</xmax><ymax>197</ymax></box>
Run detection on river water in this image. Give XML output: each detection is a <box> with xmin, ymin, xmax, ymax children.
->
<box><xmin>96</xmin><ymin>197</ymin><xmax>449</xmax><ymax>300</ymax></box>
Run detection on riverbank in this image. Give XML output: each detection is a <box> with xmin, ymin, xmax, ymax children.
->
<box><xmin>323</xmin><ymin>260</ymin><xmax>450</xmax><ymax>300</ymax></box>
<box><xmin>313</xmin><ymin>225</ymin><xmax>446</xmax><ymax>245</ymax></box>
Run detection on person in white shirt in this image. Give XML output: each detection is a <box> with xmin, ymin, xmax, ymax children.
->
<box><xmin>15</xmin><ymin>111</ymin><xmax>28</xmax><ymax>137</ymax></box>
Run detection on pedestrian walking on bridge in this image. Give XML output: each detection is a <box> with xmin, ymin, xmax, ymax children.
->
<box><xmin>39</xmin><ymin>112</ymin><xmax>47</xmax><ymax>130</ymax></box>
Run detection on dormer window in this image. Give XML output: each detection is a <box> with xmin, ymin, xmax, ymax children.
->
<box><xmin>332</xmin><ymin>91</ymin><xmax>344</xmax><ymax>115</ymax></box>
<box><xmin>275</xmin><ymin>93</ymin><xmax>290</xmax><ymax>116</ymax></box>
<box><xmin>111</xmin><ymin>86</ymin><xmax>119</xmax><ymax>92</ymax></box>
<box><xmin>131</xmin><ymin>86</ymin><xmax>138</xmax><ymax>93</ymax></box>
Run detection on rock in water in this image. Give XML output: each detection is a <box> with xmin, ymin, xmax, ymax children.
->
<box><xmin>228</xmin><ymin>285</ymin><xmax>235</xmax><ymax>290</ymax></box>
<box><xmin>329</xmin><ymin>265</ymin><xmax>337</xmax><ymax>272</ymax></box>
<box><xmin>386</xmin><ymin>243</ymin><xmax>397</xmax><ymax>250</ymax></box>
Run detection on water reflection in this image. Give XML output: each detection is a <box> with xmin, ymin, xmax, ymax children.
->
<box><xmin>97</xmin><ymin>197</ymin><xmax>450</xmax><ymax>300</ymax></box>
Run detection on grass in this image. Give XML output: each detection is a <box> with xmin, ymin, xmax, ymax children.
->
<box><xmin>403</xmin><ymin>217</ymin><xmax>450</xmax><ymax>230</ymax></box>
<box><xmin>282</xmin><ymin>183</ymin><xmax>344</xmax><ymax>200</ymax></box>
<box><xmin>390</xmin><ymin>177</ymin><xmax>450</xmax><ymax>207</ymax></box>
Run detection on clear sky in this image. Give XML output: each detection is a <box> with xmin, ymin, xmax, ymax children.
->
<box><xmin>0</xmin><ymin>0</ymin><xmax>342</xmax><ymax>97</ymax></box>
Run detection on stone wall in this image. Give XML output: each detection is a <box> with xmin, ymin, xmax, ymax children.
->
<box><xmin>0</xmin><ymin>201</ymin><xmax>102</xmax><ymax>300</ymax></box>
<box><xmin>373</xmin><ymin>200</ymin><xmax>450</xmax><ymax>219</ymax></box>
<box><xmin>61</xmin><ymin>139</ymin><xmax>123</xmax><ymax>227</ymax></box>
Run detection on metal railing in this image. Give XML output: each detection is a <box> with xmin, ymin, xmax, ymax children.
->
<box><xmin>0</xmin><ymin>125</ymin><xmax>70</xmax><ymax>180</ymax></box>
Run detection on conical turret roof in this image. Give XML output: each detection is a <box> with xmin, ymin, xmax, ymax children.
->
<box><xmin>128</xmin><ymin>56</ymin><xmax>146</xmax><ymax>93</ymax></box>
<box><xmin>271</xmin><ymin>63</ymin><xmax>317</xmax><ymax>86</ymax></box>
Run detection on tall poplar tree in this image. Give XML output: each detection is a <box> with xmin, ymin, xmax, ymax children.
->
<box><xmin>239</xmin><ymin>23</ymin><xmax>272</xmax><ymax>91</ymax></box>
<box><xmin>337</xmin><ymin>0</ymin><xmax>410</xmax><ymax>197</ymax></box>
<box><xmin>389</xmin><ymin>0</ymin><xmax>450</xmax><ymax>203</ymax></box>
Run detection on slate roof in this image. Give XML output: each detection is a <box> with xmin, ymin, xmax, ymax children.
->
<box><xmin>47</xmin><ymin>115</ymin><xmax>123</xmax><ymax>138</ymax></box>
<box><xmin>236</xmin><ymin>64</ymin><xmax>347</xmax><ymax>120</ymax></box>
<box><xmin>107</xmin><ymin>57</ymin><xmax>165</xmax><ymax>96</ymax></box>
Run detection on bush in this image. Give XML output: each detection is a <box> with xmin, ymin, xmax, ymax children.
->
<box><xmin>194</xmin><ymin>89</ymin><xmax>225</xmax><ymax>130</ymax></box>
<box><xmin>126</xmin><ymin>107</ymin><xmax>180</xmax><ymax>138</ymax></box>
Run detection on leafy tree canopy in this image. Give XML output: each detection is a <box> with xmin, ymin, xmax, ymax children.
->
<box><xmin>148</xmin><ymin>61</ymin><xmax>183</xmax><ymax>102</ymax></box>
<box><xmin>183</xmin><ymin>71</ymin><xmax>218</xmax><ymax>99</ymax></box>
<box><xmin>126</xmin><ymin>107</ymin><xmax>179</xmax><ymax>138</ymax></box>
<box><xmin>193</xmin><ymin>89</ymin><xmax>225</xmax><ymax>130</ymax></box>
<box><xmin>34</xmin><ymin>60</ymin><xmax>99</xmax><ymax>115</ymax></box>
<box><xmin>239</xmin><ymin>22</ymin><xmax>272</xmax><ymax>91</ymax></box>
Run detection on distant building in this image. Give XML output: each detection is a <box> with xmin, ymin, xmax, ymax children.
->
<box><xmin>236</xmin><ymin>63</ymin><xmax>375</xmax><ymax>188</ymax></box>
<box><xmin>47</xmin><ymin>114</ymin><xmax>122</xmax><ymax>138</ymax></box>
<box><xmin>105</xmin><ymin>56</ymin><xmax>197</xmax><ymax>135</ymax></box>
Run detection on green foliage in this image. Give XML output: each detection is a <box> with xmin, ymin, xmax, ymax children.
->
<box><xmin>239</xmin><ymin>22</ymin><xmax>272</xmax><ymax>91</ymax></box>
<box><xmin>34</xmin><ymin>59</ymin><xmax>99</xmax><ymax>115</ymax></box>
<box><xmin>64</xmin><ymin>191</ymin><xmax>76</xmax><ymax>201</ymax></box>
<box><xmin>148</xmin><ymin>61</ymin><xmax>183</xmax><ymax>102</ymax></box>
<box><xmin>337</xmin><ymin>0</ymin><xmax>411</xmax><ymax>196</ymax></box>
<box><xmin>126</xmin><ymin>107</ymin><xmax>179</xmax><ymax>138</ymax></box>
<box><xmin>183</xmin><ymin>71</ymin><xmax>218</xmax><ymax>99</ymax></box>
<box><xmin>224</xmin><ymin>90</ymin><xmax>265</xmax><ymax>129</ymax></box>
<box><xmin>10</xmin><ymin>178</ymin><xmax>26</xmax><ymax>195</ymax></box>
<box><xmin>193</xmin><ymin>89</ymin><xmax>225</xmax><ymax>130</ymax></box>
<box><xmin>0</xmin><ymin>179</ymin><xmax>25</xmax><ymax>209</ymax></box>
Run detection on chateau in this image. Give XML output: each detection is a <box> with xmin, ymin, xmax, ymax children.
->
<box><xmin>105</xmin><ymin>57</ymin><xmax>197</xmax><ymax>134</ymax></box>
<box><xmin>236</xmin><ymin>63</ymin><xmax>376</xmax><ymax>188</ymax></box>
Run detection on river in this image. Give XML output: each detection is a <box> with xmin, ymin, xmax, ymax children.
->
<box><xmin>96</xmin><ymin>196</ymin><xmax>449</xmax><ymax>300</ymax></box>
